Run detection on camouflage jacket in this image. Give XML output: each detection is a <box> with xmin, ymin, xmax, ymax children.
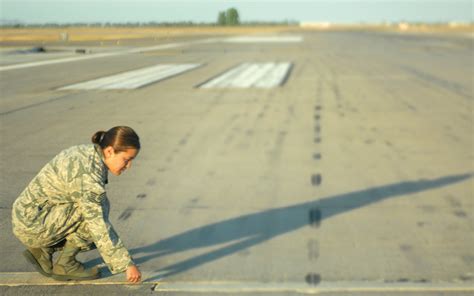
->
<box><xmin>12</xmin><ymin>144</ymin><xmax>133</xmax><ymax>274</ymax></box>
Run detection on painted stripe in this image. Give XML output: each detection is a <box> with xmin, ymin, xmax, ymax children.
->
<box><xmin>154</xmin><ymin>281</ymin><xmax>474</xmax><ymax>293</ymax></box>
<box><xmin>58</xmin><ymin>64</ymin><xmax>200</xmax><ymax>90</ymax></box>
<box><xmin>0</xmin><ymin>273</ymin><xmax>473</xmax><ymax>292</ymax></box>
<box><xmin>225</xmin><ymin>36</ymin><xmax>303</xmax><ymax>43</ymax></box>
<box><xmin>1</xmin><ymin>273</ymin><xmax>473</xmax><ymax>292</ymax></box>
<box><xmin>0</xmin><ymin>38</ymin><xmax>218</xmax><ymax>72</ymax></box>
<box><xmin>199</xmin><ymin>63</ymin><xmax>291</xmax><ymax>89</ymax></box>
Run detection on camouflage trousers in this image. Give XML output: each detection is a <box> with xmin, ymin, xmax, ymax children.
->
<box><xmin>13</xmin><ymin>203</ymin><xmax>95</xmax><ymax>251</ymax></box>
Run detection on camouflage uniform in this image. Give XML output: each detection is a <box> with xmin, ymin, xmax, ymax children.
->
<box><xmin>12</xmin><ymin>144</ymin><xmax>133</xmax><ymax>274</ymax></box>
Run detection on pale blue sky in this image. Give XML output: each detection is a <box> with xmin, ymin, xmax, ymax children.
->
<box><xmin>1</xmin><ymin>0</ymin><xmax>472</xmax><ymax>24</ymax></box>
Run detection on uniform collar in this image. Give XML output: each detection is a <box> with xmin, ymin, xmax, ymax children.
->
<box><xmin>94</xmin><ymin>144</ymin><xmax>106</xmax><ymax>163</ymax></box>
<box><xmin>94</xmin><ymin>144</ymin><xmax>109</xmax><ymax>185</ymax></box>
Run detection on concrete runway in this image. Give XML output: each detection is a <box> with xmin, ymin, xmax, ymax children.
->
<box><xmin>0</xmin><ymin>30</ymin><xmax>473</xmax><ymax>295</ymax></box>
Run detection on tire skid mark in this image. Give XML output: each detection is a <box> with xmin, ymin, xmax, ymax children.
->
<box><xmin>305</xmin><ymin>273</ymin><xmax>322</xmax><ymax>285</ymax></box>
<box><xmin>311</xmin><ymin>174</ymin><xmax>322</xmax><ymax>186</ymax></box>
<box><xmin>401</xmin><ymin>65</ymin><xmax>472</xmax><ymax>99</ymax></box>
<box><xmin>119</xmin><ymin>207</ymin><xmax>134</xmax><ymax>221</ymax></box>
<box><xmin>444</xmin><ymin>195</ymin><xmax>469</xmax><ymax>219</ymax></box>
<box><xmin>267</xmin><ymin>130</ymin><xmax>287</xmax><ymax>162</ymax></box>
<box><xmin>306</xmin><ymin>76</ymin><xmax>324</xmax><ymax>286</ymax></box>
<box><xmin>136</xmin><ymin>193</ymin><xmax>147</xmax><ymax>199</ymax></box>
<box><xmin>309</xmin><ymin>208</ymin><xmax>322</xmax><ymax>228</ymax></box>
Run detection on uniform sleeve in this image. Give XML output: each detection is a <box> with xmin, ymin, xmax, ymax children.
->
<box><xmin>77</xmin><ymin>173</ymin><xmax>134</xmax><ymax>274</ymax></box>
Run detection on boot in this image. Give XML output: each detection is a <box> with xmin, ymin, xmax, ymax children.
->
<box><xmin>23</xmin><ymin>247</ymin><xmax>54</xmax><ymax>278</ymax></box>
<box><xmin>51</xmin><ymin>241</ymin><xmax>100</xmax><ymax>281</ymax></box>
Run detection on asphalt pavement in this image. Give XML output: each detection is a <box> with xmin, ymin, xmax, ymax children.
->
<box><xmin>0</xmin><ymin>29</ymin><xmax>473</xmax><ymax>295</ymax></box>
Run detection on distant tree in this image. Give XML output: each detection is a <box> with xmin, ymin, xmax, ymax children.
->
<box><xmin>226</xmin><ymin>8</ymin><xmax>240</xmax><ymax>26</ymax></box>
<box><xmin>217</xmin><ymin>11</ymin><xmax>226</xmax><ymax>26</ymax></box>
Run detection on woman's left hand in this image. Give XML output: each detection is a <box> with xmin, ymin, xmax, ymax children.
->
<box><xmin>126</xmin><ymin>265</ymin><xmax>142</xmax><ymax>283</ymax></box>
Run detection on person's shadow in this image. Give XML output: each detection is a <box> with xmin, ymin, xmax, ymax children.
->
<box><xmin>87</xmin><ymin>173</ymin><xmax>472</xmax><ymax>281</ymax></box>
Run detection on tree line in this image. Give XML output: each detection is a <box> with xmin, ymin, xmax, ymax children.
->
<box><xmin>217</xmin><ymin>8</ymin><xmax>240</xmax><ymax>26</ymax></box>
<box><xmin>1</xmin><ymin>21</ymin><xmax>298</xmax><ymax>28</ymax></box>
<box><xmin>1</xmin><ymin>8</ymin><xmax>301</xmax><ymax>28</ymax></box>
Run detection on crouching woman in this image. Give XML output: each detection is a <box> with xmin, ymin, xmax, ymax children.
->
<box><xmin>12</xmin><ymin>126</ymin><xmax>142</xmax><ymax>283</ymax></box>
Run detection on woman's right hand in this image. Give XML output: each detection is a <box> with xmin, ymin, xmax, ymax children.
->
<box><xmin>126</xmin><ymin>265</ymin><xmax>142</xmax><ymax>283</ymax></box>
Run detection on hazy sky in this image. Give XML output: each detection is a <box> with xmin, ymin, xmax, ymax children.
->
<box><xmin>1</xmin><ymin>0</ymin><xmax>472</xmax><ymax>24</ymax></box>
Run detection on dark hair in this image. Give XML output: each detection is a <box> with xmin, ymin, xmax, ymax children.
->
<box><xmin>92</xmin><ymin>126</ymin><xmax>140</xmax><ymax>152</ymax></box>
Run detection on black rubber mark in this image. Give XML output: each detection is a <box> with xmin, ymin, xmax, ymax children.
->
<box><xmin>365</xmin><ymin>139</ymin><xmax>374</xmax><ymax>144</ymax></box>
<box><xmin>314</xmin><ymin>125</ymin><xmax>321</xmax><ymax>133</ymax></box>
<box><xmin>414</xmin><ymin>279</ymin><xmax>430</xmax><ymax>283</ymax></box>
<box><xmin>309</xmin><ymin>208</ymin><xmax>321</xmax><ymax>228</ymax></box>
<box><xmin>418</xmin><ymin>205</ymin><xmax>436</xmax><ymax>213</ymax></box>
<box><xmin>315</xmin><ymin>105</ymin><xmax>322</xmax><ymax>111</ymax></box>
<box><xmin>454</xmin><ymin>210</ymin><xmax>467</xmax><ymax>218</ymax></box>
<box><xmin>311</xmin><ymin>174</ymin><xmax>322</xmax><ymax>186</ymax></box>
<box><xmin>462</xmin><ymin>255</ymin><xmax>474</xmax><ymax>264</ymax></box>
<box><xmin>445</xmin><ymin>195</ymin><xmax>462</xmax><ymax>208</ymax></box>
<box><xmin>397</xmin><ymin>278</ymin><xmax>410</xmax><ymax>283</ymax></box>
<box><xmin>459</xmin><ymin>275</ymin><xmax>474</xmax><ymax>281</ymax></box>
<box><xmin>118</xmin><ymin>207</ymin><xmax>134</xmax><ymax>221</ymax></box>
<box><xmin>400</xmin><ymin>244</ymin><xmax>413</xmax><ymax>252</ymax></box>
<box><xmin>313</xmin><ymin>153</ymin><xmax>321</xmax><ymax>160</ymax></box>
<box><xmin>179</xmin><ymin>138</ymin><xmax>188</xmax><ymax>146</ymax></box>
<box><xmin>146</xmin><ymin>178</ymin><xmax>156</xmax><ymax>186</ymax></box>
<box><xmin>314</xmin><ymin>115</ymin><xmax>321</xmax><ymax>120</ymax></box>
<box><xmin>287</xmin><ymin>106</ymin><xmax>295</xmax><ymax>115</ymax></box>
<box><xmin>314</xmin><ymin>137</ymin><xmax>321</xmax><ymax>143</ymax></box>
<box><xmin>137</xmin><ymin>193</ymin><xmax>147</xmax><ymax>199</ymax></box>
<box><xmin>305</xmin><ymin>273</ymin><xmax>321</xmax><ymax>285</ymax></box>
<box><xmin>406</xmin><ymin>104</ymin><xmax>417</xmax><ymax>111</ymax></box>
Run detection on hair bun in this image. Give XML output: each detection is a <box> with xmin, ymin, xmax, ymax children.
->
<box><xmin>91</xmin><ymin>126</ymin><xmax>140</xmax><ymax>151</ymax></box>
<box><xmin>92</xmin><ymin>131</ymin><xmax>106</xmax><ymax>145</ymax></box>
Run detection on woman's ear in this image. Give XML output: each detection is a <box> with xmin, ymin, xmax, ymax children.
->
<box><xmin>103</xmin><ymin>146</ymin><xmax>115</xmax><ymax>158</ymax></box>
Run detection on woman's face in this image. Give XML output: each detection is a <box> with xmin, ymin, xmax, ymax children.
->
<box><xmin>103</xmin><ymin>147</ymin><xmax>139</xmax><ymax>176</ymax></box>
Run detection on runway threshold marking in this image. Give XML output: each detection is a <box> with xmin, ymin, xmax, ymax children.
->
<box><xmin>57</xmin><ymin>64</ymin><xmax>201</xmax><ymax>90</ymax></box>
<box><xmin>199</xmin><ymin>62</ymin><xmax>292</xmax><ymax>89</ymax></box>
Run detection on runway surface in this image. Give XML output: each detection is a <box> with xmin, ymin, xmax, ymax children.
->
<box><xmin>0</xmin><ymin>30</ymin><xmax>473</xmax><ymax>295</ymax></box>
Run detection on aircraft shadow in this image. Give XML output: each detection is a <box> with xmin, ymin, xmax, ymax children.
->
<box><xmin>86</xmin><ymin>173</ymin><xmax>472</xmax><ymax>281</ymax></box>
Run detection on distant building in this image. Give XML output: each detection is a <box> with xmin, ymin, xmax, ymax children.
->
<box><xmin>398</xmin><ymin>22</ymin><xmax>409</xmax><ymax>30</ymax></box>
<box><xmin>300</xmin><ymin>22</ymin><xmax>331</xmax><ymax>29</ymax></box>
<box><xmin>448</xmin><ymin>21</ymin><xmax>469</xmax><ymax>27</ymax></box>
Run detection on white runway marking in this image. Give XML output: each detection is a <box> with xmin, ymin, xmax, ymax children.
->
<box><xmin>225</xmin><ymin>36</ymin><xmax>303</xmax><ymax>43</ymax></box>
<box><xmin>0</xmin><ymin>39</ymin><xmax>215</xmax><ymax>72</ymax></box>
<box><xmin>58</xmin><ymin>64</ymin><xmax>200</xmax><ymax>90</ymax></box>
<box><xmin>199</xmin><ymin>62</ymin><xmax>292</xmax><ymax>89</ymax></box>
<box><xmin>153</xmin><ymin>281</ymin><xmax>474</xmax><ymax>293</ymax></box>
